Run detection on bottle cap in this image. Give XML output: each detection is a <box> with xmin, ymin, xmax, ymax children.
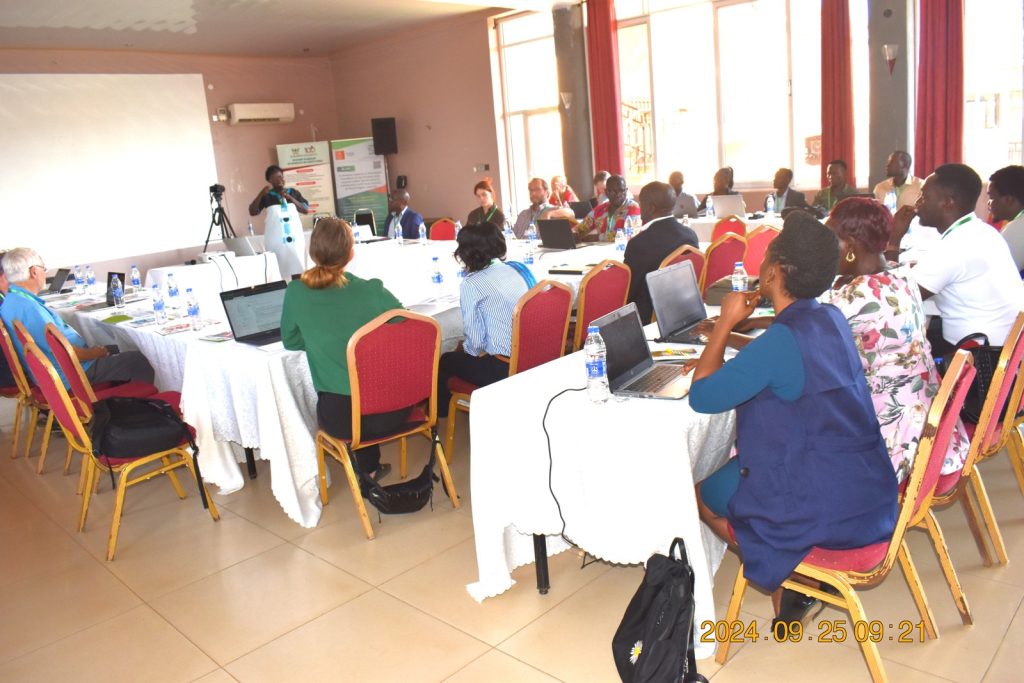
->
<box><xmin>587</xmin><ymin>325</ymin><xmax>600</xmax><ymax>333</ymax></box>
<box><xmin>186</xmin><ymin>288</ymin><xmax>193</xmax><ymax>293</ymax></box>
<box><xmin>735</xmin><ymin>262</ymin><xmax>744</xmax><ymax>266</ymax></box>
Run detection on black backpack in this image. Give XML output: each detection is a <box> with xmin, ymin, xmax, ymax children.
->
<box><xmin>612</xmin><ymin>538</ymin><xmax>708</xmax><ymax>683</ymax></box>
<box><xmin>90</xmin><ymin>396</ymin><xmax>208</xmax><ymax>508</ymax></box>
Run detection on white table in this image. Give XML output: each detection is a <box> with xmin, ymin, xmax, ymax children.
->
<box><xmin>145</xmin><ymin>253</ymin><xmax>282</xmax><ymax>322</ymax></box>
<box><xmin>466</xmin><ymin>328</ymin><xmax>736</xmax><ymax>660</ymax></box>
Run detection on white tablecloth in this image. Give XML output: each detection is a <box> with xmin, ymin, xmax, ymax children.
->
<box><xmin>466</xmin><ymin>331</ymin><xmax>736</xmax><ymax>660</ymax></box>
<box><xmin>145</xmin><ymin>253</ymin><xmax>282</xmax><ymax>322</ymax></box>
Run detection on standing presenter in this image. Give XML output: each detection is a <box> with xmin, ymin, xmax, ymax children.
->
<box><xmin>249</xmin><ymin>164</ymin><xmax>310</xmax><ymax>277</ymax></box>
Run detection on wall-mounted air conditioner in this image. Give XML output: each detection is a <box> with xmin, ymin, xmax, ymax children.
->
<box><xmin>227</xmin><ymin>102</ymin><xmax>295</xmax><ymax>125</ymax></box>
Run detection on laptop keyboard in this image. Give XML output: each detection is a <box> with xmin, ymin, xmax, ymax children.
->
<box><xmin>623</xmin><ymin>364</ymin><xmax>682</xmax><ymax>394</ymax></box>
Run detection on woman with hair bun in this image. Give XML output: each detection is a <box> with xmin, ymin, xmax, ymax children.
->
<box><xmin>280</xmin><ymin>217</ymin><xmax>404</xmax><ymax>480</ymax></box>
<box><xmin>466</xmin><ymin>178</ymin><xmax>506</xmax><ymax>227</ymax></box>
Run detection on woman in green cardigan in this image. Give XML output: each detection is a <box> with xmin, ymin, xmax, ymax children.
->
<box><xmin>280</xmin><ymin>217</ymin><xmax>405</xmax><ymax>479</ymax></box>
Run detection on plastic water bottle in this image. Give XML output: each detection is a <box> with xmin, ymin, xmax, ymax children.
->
<box><xmin>625</xmin><ymin>216</ymin><xmax>635</xmax><ymax>241</ymax></box>
<box><xmin>151</xmin><ymin>284</ymin><xmax>167</xmax><ymax>323</ymax></box>
<box><xmin>454</xmin><ymin>220</ymin><xmax>462</xmax><ymax>240</ymax></box>
<box><xmin>74</xmin><ymin>266</ymin><xmax>85</xmax><ymax>294</ymax></box>
<box><xmin>614</xmin><ymin>228</ymin><xmax>626</xmax><ymax>252</ymax></box>
<box><xmin>395</xmin><ymin>221</ymin><xmax>404</xmax><ymax>245</ymax></box>
<box><xmin>166</xmin><ymin>273</ymin><xmax>181</xmax><ymax>309</ymax></box>
<box><xmin>525</xmin><ymin>222</ymin><xmax>538</xmax><ymax>264</ymax></box>
<box><xmin>129</xmin><ymin>265</ymin><xmax>142</xmax><ymax>295</ymax></box>
<box><xmin>419</xmin><ymin>223</ymin><xmax>428</xmax><ymax>245</ymax></box>
<box><xmin>186</xmin><ymin>288</ymin><xmax>201</xmax><ymax>330</ymax></box>
<box><xmin>884</xmin><ymin>190</ymin><xmax>898</xmax><ymax>212</ymax></box>
<box><xmin>584</xmin><ymin>325</ymin><xmax>610</xmax><ymax>404</ymax></box>
<box><xmin>85</xmin><ymin>265</ymin><xmax>97</xmax><ymax>294</ymax></box>
<box><xmin>503</xmin><ymin>221</ymin><xmax>514</xmax><ymax>241</ymax></box>
<box><xmin>766</xmin><ymin>193</ymin><xmax>776</xmax><ymax>215</ymax></box>
<box><xmin>731</xmin><ymin>262</ymin><xmax>748</xmax><ymax>292</ymax></box>
<box><xmin>430</xmin><ymin>256</ymin><xmax>443</xmax><ymax>286</ymax></box>
<box><xmin>110</xmin><ymin>274</ymin><xmax>125</xmax><ymax>309</ymax></box>
<box><xmin>247</xmin><ymin>222</ymin><xmax>255</xmax><ymax>237</ymax></box>
<box><xmin>706</xmin><ymin>195</ymin><xmax>715</xmax><ymax>218</ymax></box>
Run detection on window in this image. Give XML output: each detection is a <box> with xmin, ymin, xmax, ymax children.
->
<box><xmin>963</xmin><ymin>0</ymin><xmax>1024</xmax><ymax>174</ymax></box>
<box><xmin>617</xmin><ymin>21</ymin><xmax>654</xmax><ymax>185</ymax></box>
<box><xmin>494</xmin><ymin>13</ymin><xmax>563</xmax><ymax>215</ymax></box>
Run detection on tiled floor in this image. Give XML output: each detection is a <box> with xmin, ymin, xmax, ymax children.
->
<box><xmin>2</xmin><ymin>400</ymin><xmax>1023</xmax><ymax>682</ymax></box>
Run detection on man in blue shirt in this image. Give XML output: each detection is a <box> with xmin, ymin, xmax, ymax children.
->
<box><xmin>0</xmin><ymin>248</ymin><xmax>154</xmax><ymax>387</ymax></box>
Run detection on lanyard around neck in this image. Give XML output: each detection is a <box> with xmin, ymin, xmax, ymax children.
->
<box><xmin>943</xmin><ymin>214</ymin><xmax>973</xmax><ymax>239</ymax></box>
<box><xmin>484</xmin><ymin>205</ymin><xmax>497</xmax><ymax>222</ymax></box>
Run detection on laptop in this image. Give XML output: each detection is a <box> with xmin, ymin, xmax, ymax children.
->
<box><xmin>593</xmin><ymin>303</ymin><xmax>691</xmax><ymax>400</ymax></box>
<box><xmin>220</xmin><ymin>280</ymin><xmax>288</xmax><ymax>346</ymax></box>
<box><xmin>569</xmin><ymin>200</ymin><xmax>592</xmax><ymax>219</ymax></box>
<box><xmin>224</xmin><ymin>236</ymin><xmax>264</xmax><ymax>256</ymax></box>
<box><xmin>708</xmin><ymin>194</ymin><xmax>747</xmax><ymax>219</ymax></box>
<box><xmin>42</xmin><ymin>268</ymin><xmax>71</xmax><ymax>295</ymax></box>
<box><xmin>537</xmin><ymin>219</ymin><xmax>578</xmax><ymax>250</ymax></box>
<box><xmin>647</xmin><ymin>261</ymin><xmax>710</xmax><ymax>344</ymax></box>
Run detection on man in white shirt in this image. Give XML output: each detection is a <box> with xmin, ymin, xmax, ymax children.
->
<box><xmin>873</xmin><ymin>150</ymin><xmax>923</xmax><ymax>209</ymax></box>
<box><xmin>668</xmin><ymin>171</ymin><xmax>699</xmax><ymax>218</ymax></box>
<box><xmin>888</xmin><ymin>163</ymin><xmax>1024</xmax><ymax>355</ymax></box>
<box><xmin>988</xmin><ymin>165</ymin><xmax>1024</xmax><ymax>272</ymax></box>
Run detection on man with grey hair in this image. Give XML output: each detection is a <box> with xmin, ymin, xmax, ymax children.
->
<box><xmin>511</xmin><ymin>177</ymin><xmax>572</xmax><ymax>238</ymax></box>
<box><xmin>0</xmin><ymin>248</ymin><xmax>155</xmax><ymax>387</ymax></box>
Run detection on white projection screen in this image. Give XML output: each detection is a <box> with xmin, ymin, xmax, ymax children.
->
<box><xmin>0</xmin><ymin>73</ymin><xmax>217</xmax><ymax>267</ymax></box>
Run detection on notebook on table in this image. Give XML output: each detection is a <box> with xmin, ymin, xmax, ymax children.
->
<box><xmin>592</xmin><ymin>303</ymin><xmax>690</xmax><ymax>400</ymax></box>
<box><xmin>220</xmin><ymin>280</ymin><xmax>288</xmax><ymax>347</ymax></box>
<box><xmin>647</xmin><ymin>261</ymin><xmax>710</xmax><ymax>344</ymax></box>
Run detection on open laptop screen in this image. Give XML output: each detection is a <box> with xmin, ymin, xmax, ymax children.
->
<box><xmin>648</xmin><ymin>261</ymin><xmax>707</xmax><ymax>337</ymax></box>
<box><xmin>595</xmin><ymin>304</ymin><xmax>651</xmax><ymax>390</ymax></box>
<box><xmin>220</xmin><ymin>281</ymin><xmax>287</xmax><ymax>341</ymax></box>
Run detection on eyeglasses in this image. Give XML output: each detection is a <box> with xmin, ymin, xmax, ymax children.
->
<box><xmin>30</xmin><ymin>262</ymin><xmax>46</xmax><ymax>273</ymax></box>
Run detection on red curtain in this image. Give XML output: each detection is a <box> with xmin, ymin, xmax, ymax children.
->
<box><xmin>586</xmin><ymin>0</ymin><xmax>625</xmax><ymax>176</ymax></box>
<box><xmin>820</xmin><ymin>0</ymin><xmax>856</xmax><ymax>188</ymax></box>
<box><xmin>915</xmin><ymin>0</ymin><xmax>964</xmax><ymax>176</ymax></box>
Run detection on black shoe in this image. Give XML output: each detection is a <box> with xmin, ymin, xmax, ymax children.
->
<box><xmin>772</xmin><ymin>588</ymin><xmax>825</xmax><ymax>631</ymax></box>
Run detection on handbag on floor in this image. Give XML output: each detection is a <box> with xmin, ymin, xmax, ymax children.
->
<box><xmin>352</xmin><ymin>446</ymin><xmax>436</xmax><ymax>515</ymax></box>
<box><xmin>612</xmin><ymin>538</ymin><xmax>708</xmax><ymax>683</ymax></box>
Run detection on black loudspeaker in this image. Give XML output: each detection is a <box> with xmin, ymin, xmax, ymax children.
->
<box><xmin>371</xmin><ymin>117</ymin><xmax>398</xmax><ymax>155</ymax></box>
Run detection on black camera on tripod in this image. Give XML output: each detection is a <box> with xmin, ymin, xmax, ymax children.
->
<box><xmin>209</xmin><ymin>183</ymin><xmax>226</xmax><ymax>202</ymax></box>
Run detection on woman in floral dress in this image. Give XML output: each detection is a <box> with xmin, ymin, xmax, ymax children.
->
<box><xmin>824</xmin><ymin>197</ymin><xmax>969</xmax><ymax>483</ymax></box>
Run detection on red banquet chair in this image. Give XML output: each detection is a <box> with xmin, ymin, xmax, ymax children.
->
<box><xmin>445</xmin><ymin>280</ymin><xmax>573</xmax><ymax>460</ymax></box>
<box><xmin>0</xmin><ymin>322</ymin><xmax>50</xmax><ymax>461</ymax></box>
<box><xmin>716</xmin><ymin>350</ymin><xmax>976</xmax><ymax>683</ymax></box>
<box><xmin>429</xmin><ymin>218</ymin><xmax>456</xmax><ymax>241</ymax></box>
<box><xmin>315</xmin><ymin>309</ymin><xmax>459</xmax><ymax>540</ymax></box>
<box><xmin>22</xmin><ymin>340</ymin><xmax>219</xmax><ymax>561</ymax></box>
<box><xmin>710</xmin><ymin>215</ymin><xmax>747</xmax><ymax>242</ymax></box>
<box><xmin>572</xmin><ymin>260</ymin><xmax>631</xmax><ymax>351</ymax></box>
<box><xmin>701</xmin><ymin>233</ymin><xmax>748</xmax><ymax>296</ymax></box>
<box><xmin>743</xmin><ymin>224</ymin><xmax>781</xmax><ymax>275</ymax></box>
<box><xmin>43</xmin><ymin>322</ymin><xmax>163</xmax><ymax>479</ymax></box>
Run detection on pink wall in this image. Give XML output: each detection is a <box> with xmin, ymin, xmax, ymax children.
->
<box><xmin>0</xmin><ymin>48</ymin><xmax>340</xmax><ymax>275</ymax></box>
<box><xmin>329</xmin><ymin>10</ymin><xmax>503</xmax><ymax>223</ymax></box>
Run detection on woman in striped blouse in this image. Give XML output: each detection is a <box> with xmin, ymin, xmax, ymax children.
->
<box><xmin>437</xmin><ymin>222</ymin><xmax>530</xmax><ymax>417</ymax></box>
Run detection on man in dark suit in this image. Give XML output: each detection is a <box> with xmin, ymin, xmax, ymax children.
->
<box><xmin>765</xmin><ymin>168</ymin><xmax>806</xmax><ymax>212</ymax></box>
<box><xmin>625</xmin><ymin>182</ymin><xmax>700</xmax><ymax>323</ymax></box>
<box><xmin>383</xmin><ymin>189</ymin><xmax>426</xmax><ymax>239</ymax></box>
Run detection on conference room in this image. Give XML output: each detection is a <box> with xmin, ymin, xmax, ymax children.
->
<box><xmin>1</xmin><ymin>0</ymin><xmax>1023</xmax><ymax>681</ymax></box>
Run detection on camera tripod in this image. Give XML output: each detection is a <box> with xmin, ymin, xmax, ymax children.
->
<box><xmin>203</xmin><ymin>192</ymin><xmax>237</xmax><ymax>252</ymax></box>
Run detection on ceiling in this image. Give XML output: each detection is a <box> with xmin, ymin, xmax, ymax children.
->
<box><xmin>0</xmin><ymin>0</ymin><xmax>561</xmax><ymax>57</ymax></box>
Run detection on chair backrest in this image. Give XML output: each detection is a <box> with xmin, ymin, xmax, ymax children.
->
<box><xmin>573</xmin><ymin>260</ymin><xmax>631</xmax><ymax>350</ymax></box>
<box><xmin>347</xmin><ymin>310</ymin><xmax>440</xmax><ymax>446</ymax></box>
<box><xmin>907</xmin><ymin>351</ymin><xmax>977</xmax><ymax>524</ymax></box>
<box><xmin>965</xmin><ymin>311</ymin><xmax>1024</xmax><ymax>470</ymax></box>
<box><xmin>429</xmin><ymin>218</ymin><xmax>456</xmax><ymax>241</ymax></box>
<box><xmin>875</xmin><ymin>350</ymin><xmax>975</xmax><ymax>576</ymax></box>
<box><xmin>0</xmin><ymin>323</ymin><xmax>32</xmax><ymax>400</ymax></box>
<box><xmin>743</xmin><ymin>225</ymin><xmax>781</xmax><ymax>274</ymax></box>
<box><xmin>711</xmin><ymin>215</ymin><xmax>746</xmax><ymax>242</ymax></box>
<box><xmin>44</xmin><ymin>322</ymin><xmax>98</xmax><ymax>419</ymax></box>
<box><xmin>510</xmin><ymin>280</ymin><xmax>573</xmax><ymax>376</ymax></box>
<box><xmin>658</xmin><ymin>244</ymin><xmax>705</xmax><ymax>278</ymax></box>
<box><xmin>701</xmin><ymin>233</ymin><xmax>748</xmax><ymax>295</ymax></box>
<box><xmin>23</xmin><ymin>341</ymin><xmax>92</xmax><ymax>453</ymax></box>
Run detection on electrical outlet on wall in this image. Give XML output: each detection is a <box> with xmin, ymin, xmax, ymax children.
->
<box><xmin>473</xmin><ymin>163</ymin><xmax>490</xmax><ymax>172</ymax></box>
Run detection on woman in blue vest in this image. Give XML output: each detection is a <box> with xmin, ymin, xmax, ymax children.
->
<box><xmin>690</xmin><ymin>212</ymin><xmax>898</xmax><ymax>625</ymax></box>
